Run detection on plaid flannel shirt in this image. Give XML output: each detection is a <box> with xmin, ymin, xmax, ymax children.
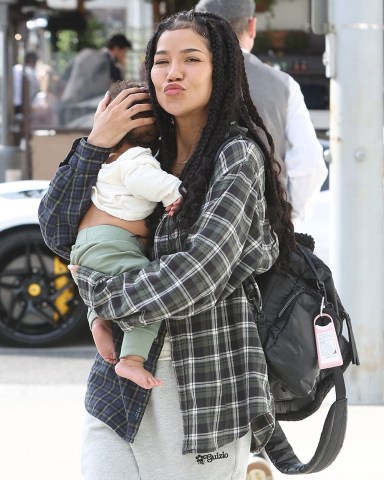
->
<box><xmin>38</xmin><ymin>134</ymin><xmax>279</xmax><ymax>454</ymax></box>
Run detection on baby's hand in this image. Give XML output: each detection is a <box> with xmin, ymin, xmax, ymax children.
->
<box><xmin>165</xmin><ymin>197</ymin><xmax>183</xmax><ymax>217</ymax></box>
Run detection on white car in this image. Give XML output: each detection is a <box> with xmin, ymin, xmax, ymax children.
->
<box><xmin>0</xmin><ymin>165</ymin><xmax>330</xmax><ymax>348</ymax></box>
<box><xmin>0</xmin><ymin>180</ymin><xmax>86</xmax><ymax>347</ymax></box>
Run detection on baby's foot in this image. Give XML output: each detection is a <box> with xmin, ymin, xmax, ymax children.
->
<box><xmin>115</xmin><ymin>357</ymin><xmax>163</xmax><ymax>389</ymax></box>
<box><xmin>92</xmin><ymin>318</ymin><xmax>117</xmax><ymax>364</ymax></box>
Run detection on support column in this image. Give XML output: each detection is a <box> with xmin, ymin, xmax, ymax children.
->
<box><xmin>327</xmin><ymin>0</ymin><xmax>384</xmax><ymax>403</ymax></box>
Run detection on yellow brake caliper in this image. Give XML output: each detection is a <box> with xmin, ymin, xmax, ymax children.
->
<box><xmin>53</xmin><ymin>256</ymin><xmax>73</xmax><ymax>322</ymax></box>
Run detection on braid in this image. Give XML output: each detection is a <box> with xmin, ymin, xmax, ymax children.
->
<box><xmin>234</xmin><ymin>47</ymin><xmax>295</xmax><ymax>258</ymax></box>
<box><xmin>144</xmin><ymin>10</ymin><xmax>295</xmax><ymax>258</ymax></box>
<box><xmin>177</xmin><ymin>17</ymin><xmax>236</xmax><ymax>227</ymax></box>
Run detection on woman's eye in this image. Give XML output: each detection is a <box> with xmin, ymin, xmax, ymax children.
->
<box><xmin>154</xmin><ymin>59</ymin><xmax>168</xmax><ymax>65</ymax></box>
<box><xmin>186</xmin><ymin>57</ymin><xmax>200</xmax><ymax>62</ymax></box>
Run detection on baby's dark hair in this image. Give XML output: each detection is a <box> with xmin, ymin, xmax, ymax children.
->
<box><xmin>144</xmin><ymin>10</ymin><xmax>295</xmax><ymax>259</ymax></box>
<box><xmin>109</xmin><ymin>80</ymin><xmax>147</xmax><ymax>105</ymax></box>
<box><xmin>109</xmin><ymin>80</ymin><xmax>159</xmax><ymax>151</ymax></box>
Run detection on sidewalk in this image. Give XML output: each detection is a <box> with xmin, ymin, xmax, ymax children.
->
<box><xmin>0</xmin><ymin>382</ymin><xmax>382</xmax><ymax>479</ymax></box>
<box><xmin>270</xmin><ymin>402</ymin><xmax>383</xmax><ymax>480</ymax></box>
<box><xmin>0</xmin><ymin>384</ymin><xmax>85</xmax><ymax>480</ymax></box>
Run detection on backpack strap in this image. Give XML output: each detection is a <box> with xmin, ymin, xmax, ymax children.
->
<box><xmin>246</xmin><ymin>273</ymin><xmax>349</xmax><ymax>473</ymax></box>
<box><xmin>265</xmin><ymin>367</ymin><xmax>348</xmax><ymax>474</ymax></box>
<box><xmin>296</xmin><ymin>242</ymin><xmax>328</xmax><ymax>303</ymax></box>
<box><xmin>245</xmin><ymin>242</ymin><xmax>352</xmax><ymax>474</ymax></box>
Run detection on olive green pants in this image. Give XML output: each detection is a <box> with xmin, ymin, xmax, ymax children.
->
<box><xmin>70</xmin><ymin>225</ymin><xmax>159</xmax><ymax>359</ymax></box>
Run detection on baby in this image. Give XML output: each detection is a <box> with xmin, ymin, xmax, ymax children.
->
<box><xmin>70</xmin><ymin>80</ymin><xmax>182</xmax><ymax>389</ymax></box>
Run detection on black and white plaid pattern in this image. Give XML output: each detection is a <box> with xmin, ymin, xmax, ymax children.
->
<box><xmin>39</xmin><ymin>135</ymin><xmax>279</xmax><ymax>454</ymax></box>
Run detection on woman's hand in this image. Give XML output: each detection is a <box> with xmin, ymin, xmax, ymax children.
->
<box><xmin>87</xmin><ymin>88</ymin><xmax>155</xmax><ymax>148</ymax></box>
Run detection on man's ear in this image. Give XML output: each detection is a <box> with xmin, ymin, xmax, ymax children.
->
<box><xmin>248</xmin><ymin>16</ymin><xmax>257</xmax><ymax>40</ymax></box>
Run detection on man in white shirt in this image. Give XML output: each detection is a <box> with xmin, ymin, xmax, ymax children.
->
<box><xmin>13</xmin><ymin>51</ymin><xmax>40</xmax><ymax>114</ymax></box>
<box><xmin>195</xmin><ymin>0</ymin><xmax>328</xmax><ymax>227</ymax></box>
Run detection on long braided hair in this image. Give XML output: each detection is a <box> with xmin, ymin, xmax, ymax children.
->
<box><xmin>145</xmin><ymin>10</ymin><xmax>295</xmax><ymax>259</ymax></box>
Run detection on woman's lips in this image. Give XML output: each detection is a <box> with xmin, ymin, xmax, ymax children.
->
<box><xmin>164</xmin><ymin>84</ymin><xmax>184</xmax><ymax>96</ymax></box>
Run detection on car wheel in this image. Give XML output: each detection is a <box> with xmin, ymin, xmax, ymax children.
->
<box><xmin>0</xmin><ymin>227</ymin><xmax>87</xmax><ymax>347</ymax></box>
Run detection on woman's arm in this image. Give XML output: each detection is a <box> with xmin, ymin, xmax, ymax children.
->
<box><xmin>38</xmin><ymin>139</ymin><xmax>110</xmax><ymax>259</ymax></box>
<box><xmin>38</xmin><ymin>88</ymin><xmax>156</xmax><ymax>259</ymax></box>
<box><xmin>76</xmin><ymin>139</ymin><xmax>278</xmax><ymax>326</ymax></box>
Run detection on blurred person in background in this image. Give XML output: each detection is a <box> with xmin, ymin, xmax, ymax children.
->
<box><xmin>31</xmin><ymin>64</ymin><xmax>60</xmax><ymax>129</ymax></box>
<box><xmin>103</xmin><ymin>34</ymin><xmax>133</xmax><ymax>83</ymax></box>
<box><xmin>58</xmin><ymin>34</ymin><xmax>132</xmax><ymax>125</ymax></box>
<box><xmin>13</xmin><ymin>51</ymin><xmax>40</xmax><ymax>114</ymax></box>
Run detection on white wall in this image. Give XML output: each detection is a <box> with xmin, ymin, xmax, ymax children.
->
<box><xmin>47</xmin><ymin>0</ymin><xmax>78</xmax><ymax>8</ymax></box>
<box><xmin>256</xmin><ymin>0</ymin><xmax>311</xmax><ymax>31</ymax></box>
<box><xmin>47</xmin><ymin>0</ymin><xmax>127</xmax><ymax>8</ymax></box>
<box><xmin>125</xmin><ymin>0</ymin><xmax>154</xmax><ymax>78</ymax></box>
<box><xmin>81</xmin><ymin>0</ymin><xmax>128</xmax><ymax>7</ymax></box>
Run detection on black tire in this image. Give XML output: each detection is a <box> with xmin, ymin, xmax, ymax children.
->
<box><xmin>0</xmin><ymin>227</ymin><xmax>87</xmax><ymax>347</ymax></box>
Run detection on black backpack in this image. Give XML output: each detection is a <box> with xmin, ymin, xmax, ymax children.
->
<box><xmin>245</xmin><ymin>233</ymin><xmax>360</xmax><ymax>474</ymax></box>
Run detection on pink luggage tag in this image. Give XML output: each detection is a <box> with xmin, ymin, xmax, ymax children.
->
<box><xmin>314</xmin><ymin>298</ymin><xmax>343</xmax><ymax>369</ymax></box>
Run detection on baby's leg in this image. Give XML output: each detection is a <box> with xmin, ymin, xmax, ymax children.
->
<box><xmin>115</xmin><ymin>355</ymin><xmax>163</xmax><ymax>389</ymax></box>
<box><xmin>92</xmin><ymin>318</ymin><xmax>117</xmax><ymax>364</ymax></box>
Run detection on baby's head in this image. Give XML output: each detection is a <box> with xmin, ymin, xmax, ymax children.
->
<box><xmin>109</xmin><ymin>80</ymin><xmax>159</xmax><ymax>150</ymax></box>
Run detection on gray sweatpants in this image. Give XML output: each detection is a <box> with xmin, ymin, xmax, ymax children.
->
<box><xmin>81</xmin><ymin>359</ymin><xmax>252</xmax><ymax>480</ymax></box>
